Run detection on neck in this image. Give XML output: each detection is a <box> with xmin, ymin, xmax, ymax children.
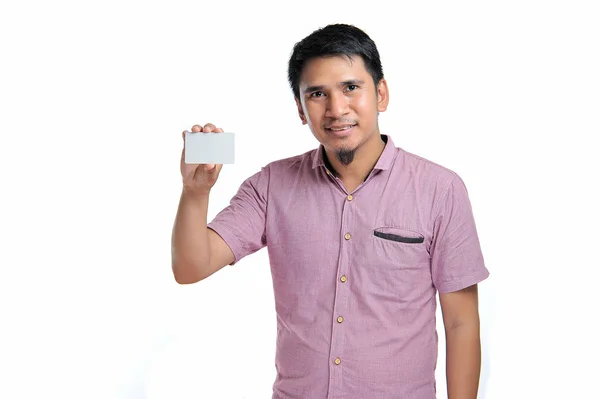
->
<box><xmin>323</xmin><ymin>134</ymin><xmax>386</xmax><ymax>183</ymax></box>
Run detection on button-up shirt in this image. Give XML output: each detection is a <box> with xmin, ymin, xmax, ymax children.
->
<box><xmin>207</xmin><ymin>134</ymin><xmax>489</xmax><ymax>399</ymax></box>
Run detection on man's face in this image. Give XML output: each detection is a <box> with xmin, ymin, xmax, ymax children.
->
<box><xmin>296</xmin><ymin>55</ymin><xmax>388</xmax><ymax>162</ymax></box>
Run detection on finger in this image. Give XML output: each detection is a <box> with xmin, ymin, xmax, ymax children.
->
<box><xmin>205</xmin><ymin>163</ymin><xmax>216</xmax><ymax>171</ymax></box>
<box><xmin>191</xmin><ymin>124</ymin><xmax>202</xmax><ymax>133</ymax></box>
<box><xmin>192</xmin><ymin>163</ymin><xmax>214</xmax><ymax>180</ymax></box>
<box><xmin>182</xmin><ymin>130</ymin><xmax>188</xmax><ymax>140</ymax></box>
<box><xmin>212</xmin><ymin>164</ymin><xmax>224</xmax><ymax>177</ymax></box>
<box><xmin>203</xmin><ymin>123</ymin><xmax>216</xmax><ymax>133</ymax></box>
<box><xmin>214</xmin><ymin>127</ymin><xmax>224</xmax><ymax>133</ymax></box>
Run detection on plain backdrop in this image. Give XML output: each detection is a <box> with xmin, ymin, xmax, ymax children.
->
<box><xmin>1</xmin><ymin>1</ymin><xmax>599</xmax><ymax>398</ymax></box>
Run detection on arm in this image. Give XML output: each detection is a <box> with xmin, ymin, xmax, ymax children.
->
<box><xmin>171</xmin><ymin>119</ymin><xmax>269</xmax><ymax>284</ymax></box>
<box><xmin>171</xmin><ymin>190</ymin><xmax>235</xmax><ymax>284</ymax></box>
<box><xmin>439</xmin><ymin>284</ymin><xmax>482</xmax><ymax>399</ymax></box>
<box><xmin>171</xmin><ymin>123</ymin><xmax>236</xmax><ymax>284</ymax></box>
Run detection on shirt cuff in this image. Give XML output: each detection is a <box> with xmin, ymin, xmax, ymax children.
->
<box><xmin>207</xmin><ymin>223</ymin><xmax>242</xmax><ymax>266</ymax></box>
<box><xmin>436</xmin><ymin>267</ymin><xmax>490</xmax><ymax>293</ymax></box>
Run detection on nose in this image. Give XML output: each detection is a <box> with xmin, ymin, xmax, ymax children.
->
<box><xmin>325</xmin><ymin>91</ymin><xmax>349</xmax><ymax>119</ymax></box>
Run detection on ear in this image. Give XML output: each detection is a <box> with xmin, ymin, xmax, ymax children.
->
<box><xmin>295</xmin><ymin>97</ymin><xmax>308</xmax><ymax>125</ymax></box>
<box><xmin>376</xmin><ymin>79</ymin><xmax>389</xmax><ymax>112</ymax></box>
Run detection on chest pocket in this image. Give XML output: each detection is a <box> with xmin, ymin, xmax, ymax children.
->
<box><xmin>361</xmin><ymin>226</ymin><xmax>433</xmax><ymax>304</ymax></box>
<box><xmin>371</xmin><ymin>227</ymin><xmax>429</xmax><ymax>270</ymax></box>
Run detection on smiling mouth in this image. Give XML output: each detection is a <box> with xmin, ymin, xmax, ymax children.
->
<box><xmin>325</xmin><ymin>124</ymin><xmax>357</xmax><ymax>132</ymax></box>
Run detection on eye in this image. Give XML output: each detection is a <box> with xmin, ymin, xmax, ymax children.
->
<box><xmin>310</xmin><ymin>91</ymin><xmax>324</xmax><ymax>98</ymax></box>
<box><xmin>346</xmin><ymin>84</ymin><xmax>358</xmax><ymax>92</ymax></box>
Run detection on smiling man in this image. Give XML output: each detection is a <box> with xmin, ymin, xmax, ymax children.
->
<box><xmin>172</xmin><ymin>24</ymin><xmax>489</xmax><ymax>399</ymax></box>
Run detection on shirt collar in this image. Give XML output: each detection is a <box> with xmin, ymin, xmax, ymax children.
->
<box><xmin>312</xmin><ymin>134</ymin><xmax>397</xmax><ymax>171</ymax></box>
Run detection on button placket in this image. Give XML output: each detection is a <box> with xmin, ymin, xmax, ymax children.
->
<box><xmin>329</xmin><ymin>192</ymin><xmax>354</xmax><ymax>394</ymax></box>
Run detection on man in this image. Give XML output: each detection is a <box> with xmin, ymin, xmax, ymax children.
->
<box><xmin>171</xmin><ymin>24</ymin><xmax>489</xmax><ymax>399</ymax></box>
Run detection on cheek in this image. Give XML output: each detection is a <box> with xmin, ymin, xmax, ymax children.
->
<box><xmin>353</xmin><ymin>96</ymin><xmax>377</xmax><ymax>125</ymax></box>
<box><xmin>352</xmin><ymin>94</ymin><xmax>377</xmax><ymax>118</ymax></box>
<box><xmin>304</xmin><ymin>104</ymin><xmax>322</xmax><ymax>123</ymax></box>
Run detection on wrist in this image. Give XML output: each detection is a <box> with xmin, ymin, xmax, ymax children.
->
<box><xmin>181</xmin><ymin>186</ymin><xmax>211</xmax><ymax>201</ymax></box>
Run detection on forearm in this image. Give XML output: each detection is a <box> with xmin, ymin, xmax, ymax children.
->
<box><xmin>171</xmin><ymin>190</ymin><xmax>211</xmax><ymax>283</ymax></box>
<box><xmin>445</xmin><ymin>323</ymin><xmax>481</xmax><ymax>399</ymax></box>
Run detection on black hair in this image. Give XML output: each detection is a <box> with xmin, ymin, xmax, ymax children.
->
<box><xmin>287</xmin><ymin>24</ymin><xmax>384</xmax><ymax>100</ymax></box>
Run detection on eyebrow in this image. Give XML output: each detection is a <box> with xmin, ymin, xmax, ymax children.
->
<box><xmin>303</xmin><ymin>79</ymin><xmax>365</xmax><ymax>95</ymax></box>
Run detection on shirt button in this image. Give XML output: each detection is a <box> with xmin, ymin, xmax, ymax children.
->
<box><xmin>340</xmin><ymin>275</ymin><xmax>347</xmax><ymax>283</ymax></box>
<box><xmin>347</xmin><ymin>194</ymin><xmax>353</xmax><ymax>201</ymax></box>
<box><xmin>344</xmin><ymin>233</ymin><xmax>351</xmax><ymax>240</ymax></box>
<box><xmin>334</xmin><ymin>358</ymin><xmax>341</xmax><ymax>365</ymax></box>
<box><xmin>337</xmin><ymin>316</ymin><xmax>344</xmax><ymax>323</ymax></box>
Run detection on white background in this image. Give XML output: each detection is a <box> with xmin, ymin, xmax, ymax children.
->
<box><xmin>1</xmin><ymin>1</ymin><xmax>599</xmax><ymax>398</ymax></box>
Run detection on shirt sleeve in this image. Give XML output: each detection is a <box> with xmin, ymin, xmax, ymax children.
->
<box><xmin>207</xmin><ymin>166</ymin><xmax>269</xmax><ymax>265</ymax></box>
<box><xmin>430</xmin><ymin>174</ymin><xmax>489</xmax><ymax>293</ymax></box>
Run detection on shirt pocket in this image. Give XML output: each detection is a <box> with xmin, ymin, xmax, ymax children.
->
<box><xmin>371</xmin><ymin>227</ymin><xmax>429</xmax><ymax>270</ymax></box>
<box><xmin>365</xmin><ymin>227</ymin><xmax>432</xmax><ymax>303</ymax></box>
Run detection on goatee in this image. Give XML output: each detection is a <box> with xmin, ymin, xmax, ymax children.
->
<box><xmin>336</xmin><ymin>148</ymin><xmax>356</xmax><ymax>166</ymax></box>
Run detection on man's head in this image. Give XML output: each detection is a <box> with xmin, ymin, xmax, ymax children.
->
<box><xmin>288</xmin><ymin>24</ymin><xmax>389</xmax><ymax>165</ymax></box>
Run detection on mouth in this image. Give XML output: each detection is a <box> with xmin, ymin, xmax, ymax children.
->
<box><xmin>325</xmin><ymin>124</ymin><xmax>357</xmax><ymax>136</ymax></box>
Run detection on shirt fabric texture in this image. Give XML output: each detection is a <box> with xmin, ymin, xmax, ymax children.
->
<box><xmin>207</xmin><ymin>134</ymin><xmax>489</xmax><ymax>399</ymax></box>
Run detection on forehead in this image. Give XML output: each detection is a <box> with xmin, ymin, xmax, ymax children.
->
<box><xmin>299</xmin><ymin>55</ymin><xmax>370</xmax><ymax>87</ymax></box>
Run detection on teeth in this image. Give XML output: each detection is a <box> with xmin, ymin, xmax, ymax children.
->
<box><xmin>329</xmin><ymin>126</ymin><xmax>353</xmax><ymax>131</ymax></box>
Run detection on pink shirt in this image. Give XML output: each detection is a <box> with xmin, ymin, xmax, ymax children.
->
<box><xmin>208</xmin><ymin>134</ymin><xmax>489</xmax><ymax>399</ymax></box>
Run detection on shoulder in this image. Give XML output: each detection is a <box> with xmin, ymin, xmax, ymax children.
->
<box><xmin>262</xmin><ymin>147</ymin><xmax>316</xmax><ymax>175</ymax></box>
<box><xmin>397</xmin><ymin>147</ymin><xmax>462</xmax><ymax>188</ymax></box>
<box><xmin>240</xmin><ymin>148</ymin><xmax>316</xmax><ymax>192</ymax></box>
